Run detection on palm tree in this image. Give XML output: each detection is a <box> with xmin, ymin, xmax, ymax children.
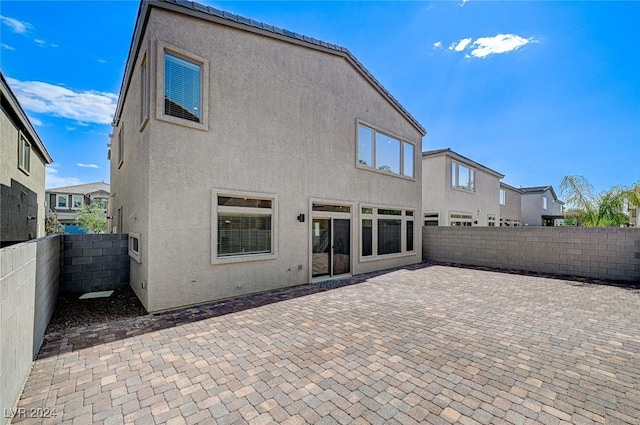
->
<box><xmin>559</xmin><ymin>176</ymin><xmax>629</xmax><ymax>227</ymax></box>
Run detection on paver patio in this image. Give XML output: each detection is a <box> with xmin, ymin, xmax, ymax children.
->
<box><xmin>11</xmin><ymin>264</ymin><xmax>640</xmax><ymax>424</ymax></box>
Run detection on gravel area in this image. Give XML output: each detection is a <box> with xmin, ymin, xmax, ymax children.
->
<box><xmin>45</xmin><ymin>286</ymin><xmax>147</xmax><ymax>334</ymax></box>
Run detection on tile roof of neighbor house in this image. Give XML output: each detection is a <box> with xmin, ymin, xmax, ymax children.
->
<box><xmin>500</xmin><ymin>182</ymin><xmax>524</xmax><ymax>193</ymax></box>
<box><xmin>1</xmin><ymin>72</ymin><xmax>53</xmax><ymax>164</ymax></box>
<box><xmin>422</xmin><ymin>148</ymin><xmax>505</xmax><ymax>179</ymax></box>
<box><xmin>46</xmin><ymin>182</ymin><xmax>110</xmax><ymax>195</ymax></box>
<box><xmin>113</xmin><ymin>0</ymin><xmax>426</xmax><ymax>135</ymax></box>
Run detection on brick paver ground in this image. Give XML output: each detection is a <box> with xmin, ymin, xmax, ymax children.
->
<box><xmin>11</xmin><ymin>264</ymin><xmax>640</xmax><ymax>424</ymax></box>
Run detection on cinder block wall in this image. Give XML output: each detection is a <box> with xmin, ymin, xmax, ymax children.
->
<box><xmin>33</xmin><ymin>236</ymin><xmax>62</xmax><ymax>357</ymax></box>
<box><xmin>423</xmin><ymin>227</ymin><xmax>640</xmax><ymax>281</ymax></box>
<box><xmin>61</xmin><ymin>234</ymin><xmax>129</xmax><ymax>293</ymax></box>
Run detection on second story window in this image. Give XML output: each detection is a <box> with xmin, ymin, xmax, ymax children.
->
<box><xmin>499</xmin><ymin>189</ymin><xmax>506</xmax><ymax>205</ymax></box>
<box><xmin>56</xmin><ymin>194</ymin><xmax>68</xmax><ymax>209</ymax></box>
<box><xmin>357</xmin><ymin>123</ymin><xmax>415</xmax><ymax>178</ymax></box>
<box><xmin>72</xmin><ymin>195</ymin><xmax>84</xmax><ymax>209</ymax></box>
<box><xmin>452</xmin><ymin>161</ymin><xmax>475</xmax><ymax>192</ymax></box>
<box><xmin>165</xmin><ymin>53</ymin><xmax>201</xmax><ymax>123</ymax></box>
<box><xmin>18</xmin><ymin>133</ymin><xmax>31</xmax><ymax>174</ymax></box>
<box><xmin>543</xmin><ymin>196</ymin><xmax>548</xmax><ymax>210</ymax></box>
<box><xmin>118</xmin><ymin>127</ymin><xmax>124</xmax><ymax>169</ymax></box>
<box><xmin>140</xmin><ymin>53</ymin><xmax>149</xmax><ymax>127</ymax></box>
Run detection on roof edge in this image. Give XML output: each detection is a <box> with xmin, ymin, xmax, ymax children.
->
<box><xmin>422</xmin><ymin>148</ymin><xmax>505</xmax><ymax>179</ymax></box>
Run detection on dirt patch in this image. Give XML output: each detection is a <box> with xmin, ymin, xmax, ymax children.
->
<box><xmin>46</xmin><ymin>286</ymin><xmax>147</xmax><ymax>334</ymax></box>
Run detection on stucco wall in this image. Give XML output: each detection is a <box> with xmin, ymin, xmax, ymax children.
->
<box><xmin>422</xmin><ymin>227</ymin><xmax>640</xmax><ymax>281</ymax></box>
<box><xmin>0</xmin><ymin>107</ymin><xmax>47</xmax><ymax>241</ymax></box>
<box><xmin>521</xmin><ymin>189</ymin><xmax>563</xmax><ymax>226</ymax></box>
<box><xmin>500</xmin><ymin>185</ymin><xmax>522</xmax><ymax>223</ymax></box>
<box><xmin>422</xmin><ymin>154</ymin><xmax>501</xmax><ymax>226</ymax></box>
<box><xmin>112</xmin><ymin>8</ymin><xmax>423</xmax><ymax>312</ymax></box>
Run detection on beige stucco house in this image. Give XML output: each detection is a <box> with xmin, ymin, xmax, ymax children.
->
<box><xmin>46</xmin><ymin>182</ymin><xmax>110</xmax><ymax>232</ymax></box>
<box><xmin>499</xmin><ymin>182</ymin><xmax>522</xmax><ymax>226</ymax></box>
<box><xmin>109</xmin><ymin>0</ymin><xmax>425</xmax><ymax>312</ymax></box>
<box><xmin>1</xmin><ymin>72</ymin><xmax>53</xmax><ymax>247</ymax></box>
<box><xmin>520</xmin><ymin>186</ymin><xmax>565</xmax><ymax>226</ymax></box>
<box><xmin>422</xmin><ymin>149</ymin><xmax>503</xmax><ymax>227</ymax></box>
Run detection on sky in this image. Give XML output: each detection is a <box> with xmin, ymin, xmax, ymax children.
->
<box><xmin>1</xmin><ymin>0</ymin><xmax>638</xmax><ymax>195</ymax></box>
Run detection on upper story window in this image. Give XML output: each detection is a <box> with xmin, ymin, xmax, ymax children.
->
<box><xmin>56</xmin><ymin>194</ymin><xmax>68</xmax><ymax>209</ymax></box>
<box><xmin>140</xmin><ymin>52</ymin><xmax>149</xmax><ymax>128</ymax></box>
<box><xmin>452</xmin><ymin>161</ymin><xmax>475</xmax><ymax>192</ymax></box>
<box><xmin>72</xmin><ymin>195</ymin><xmax>84</xmax><ymax>209</ymax></box>
<box><xmin>18</xmin><ymin>133</ymin><xmax>31</xmax><ymax>174</ymax></box>
<box><xmin>357</xmin><ymin>123</ymin><xmax>415</xmax><ymax>178</ymax></box>
<box><xmin>157</xmin><ymin>42</ymin><xmax>209</xmax><ymax>130</ymax></box>
<box><xmin>117</xmin><ymin>127</ymin><xmax>124</xmax><ymax>169</ymax></box>
<box><xmin>499</xmin><ymin>189</ymin><xmax>506</xmax><ymax>205</ymax></box>
<box><xmin>542</xmin><ymin>196</ymin><xmax>548</xmax><ymax>210</ymax></box>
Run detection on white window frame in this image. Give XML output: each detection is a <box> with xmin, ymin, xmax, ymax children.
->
<box><xmin>139</xmin><ymin>49</ymin><xmax>150</xmax><ymax>131</ymax></box>
<box><xmin>18</xmin><ymin>132</ymin><xmax>31</xmax><ymax>175</ymax></box>
<box><xmin>499</xmin><ymin>189</ymin><xmax>506</xmax><ymax>206</ymax></box>
<box><xmin>117</xmin><ymin>126</ymin><xmax>124</xmax><ymax>169</ymax></box>
<box><xmin>56</xmin><ymin>194</ymin><xmax>68</xmax><ymax>209</ymax></box>
<box><xmin>211</xmin><ymin>189</ymin><xmax>278</xmax><ymax>264</ymax></box>
<box><xmin>542</xmin><ymin>196</ymin><xmax>548</xmax><ymax>210</ymax></box>
<box><xmin>157</xmin><ymin>41</ymin><xmax>209</xmax><ymax>131</ymax></box>
<box><xmin>129</xmin><ymin>233</ymin><xmax>141</xmax><ymax>263</ymax></box>
<box><xmin>360</xmin><ymin>204</ymin><xmax>416</xmax><ymax>262</ymax></box>
<box><xmin>424</xmin><ymin>212</ymin><xmax>439</xmax><ymax>226</ymax></box>
<box><xmin>71</xmin><ymin>195</ymin><xmax>84</xmax><ymax>210</ymax></box>
<box><xmin>450</xmin><ymin>212</ymin><xmax>473</xmax><ymax>226</ymax></box>
<box><xmin>451</xmin><ymin>161</ymin><xmax>475</xmax><ymax>192</ymax></box>
<box><xmin>356</xmin><ymin>121</ymin><xmax>416</xmax><ymax>180</ymax></box>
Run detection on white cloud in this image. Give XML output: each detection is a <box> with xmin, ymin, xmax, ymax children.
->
<box><xmin>45</xmin><ymin>166</ymin><xmax>82</xmax><ymax>189</ymax></box>
<box><xmin>449</xmin><ymin>38</ymin><xmax>472</xmax><ymax>52</ymax></box>
<box><xmin>469</xmin><ymin>34</ymin><xmax>535</xmax><ymax>58</ymax></box>
<box><xmin>0</xmin><ymin>15</ymin><xmax>33</xmax><ymax>34</ymax></box>
<box><xmin>447</xmin><ymin>34</ymin><xmax>536</xmax><ymax>58</ymax></box>
<box><xmin>98</xmin><ymin>58</ymin><xmax>107</xmax><ymax>63</ymax></box>
<box><xmin>30</xmin><ymin>117</ymin><xmax>44</xmax><ymax>126</ymax></box>
<box><xmin>77</xmin><ymin>163</ymin><xmax>99</xmax><ymax>168</ymax></box>
<box><xmin>460</xmin><ymin>0</ymin><xmax>469</xmax><ymax>7</ymax></box>
<box><xmin>1</xmin><ymin>43</ymin><xmax>15</xmax><ymax>50</ymax></box>
<box><xmin>65</xmin><ymin>126</ymin><xmax>77</xmax><ymax>131</ymax></box>
<box><xmin>433</xmin><ymin>41</ymin><xmax>443</xmax><ymax>49</ymax></box>
<box><xmin>6</xmin><ymin>77</ymin><xmax>118</xmax><ymax>125</ymax></box>
<box><xmin>34</xmin><ymin>39</ymin><xmax>46</xmax><ymax>46</ymax></box>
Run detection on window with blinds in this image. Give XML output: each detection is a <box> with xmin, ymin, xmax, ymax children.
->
<box><xmin>18</xmin><ymin>133</ymin><xmax>31</xmax><ymax>174</ymax></box>
<box><xmin>164</xmin><ymin>53</ymin><xmax>201</xmax><ymax>123</ymax></box>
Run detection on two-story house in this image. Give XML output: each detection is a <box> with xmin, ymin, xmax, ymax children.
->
<box><xmin>1</xmin><ymin>72</ymin><xmax>53</xmax><ymax>247</ymax></box>
<box><xmin>109</xmin><ymin>0</ymin><xmax>425</xmax><ymax>312</ymax></box>
<box><xmin>422</xmin><ymin>149</ymin><xmax>503</xmax><ymax>227</ymax></box>
<box><xmin>46</xmin><ymin>182</ymin><xmax>110</xmax><ymax>233</ymax></box>
<box><xmin>520</xmin><ymin>186</ymin><xmax>565</xmax><ymax>226</ymax></box>
<box><xmin>499</xmin><ymin>182</ymin><xmax>522</xmax><ymax>227</ymax></box>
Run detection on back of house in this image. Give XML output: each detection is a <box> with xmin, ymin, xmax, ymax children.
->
<box><xmin>109</xmin><ymin>0</ymin><xmax>425</xmax><ymax>312</ymax></box>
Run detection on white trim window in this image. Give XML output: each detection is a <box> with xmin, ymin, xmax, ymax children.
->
<box><xmin>18</xmin><ymin>132</ymin><xmax>31</xmax><ymax>174</ymax></box>
<box><xmin>424</xmin><ymin>212</ymin><xmax>439</xmax><ymax>227</ymax></box>
<box><xmin>212</xmin><ymin>190</ymin><xmax>278</xmax><ymax>263</ymax></box>
<box><xmin>56</xmin><ymin>194</ymin><xmax>68</xmax><ymax>209</ymax></box>
<box><xmin>118</xmin><ymin>126</ymin><xmax>124</xmax><ymax>169</ymax></box>
<box><xmin>542</xmin><ymin>196</ymin><xmax>548</xmax><ymax>210</ymax></box>
<box><xmin>450</xmin><ymin>212</ymin><xmax>473</xmax><ymax>226</ymax></box>
<box><xmin>129</xmin><ymin>233</ymin><xmax>141</xmax><ymax>263</ymax></box>
<box><xmin>157</xmin><ymin>42</ymin><xmax>209</xmax><ymax>130</ymax></box>
<box><xmin>361</xmin><ymin>206</ymin><xmax>415</xmax><ymax>259</ymax></box>
<box><xmin>499</xmin><ymin>189</ymin><xmax>506</xmax><ymax>206</ymax></box>
<box><xmin>452</xmin><ymin>161</ymin><xmax>475</xmax><ymax>192</ymax></box>
<box><xmin>357</xmin><ymin>123</ymin><xmax>415</xmax><ymax>178</ymax></box>
<box><xmin>140</xmin><ymin>51</ymin><xmax>149</xmax><ymax>129</ymax></box>
<box><xmin>72</xmin><ymin>195</ymin><xmax>84</xmax><ymax>209</ymax></box>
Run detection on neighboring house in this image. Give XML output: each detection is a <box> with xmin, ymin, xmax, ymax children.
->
<box><xmin>0</xmin><ymin>72</ymin><xmax>54</xmax><ymax>247</ymax></box>
<box><xmin>422</xmin><ymin>148</ymin><xmax>503</xmax><ymax>227</ymax></box>
<box><xmin>499</xmin><ymin>182</ymin><xmax>523</xmax><ymax>227</ymax></box>
<box><xmin>520</xmin><ymin>186</ymin><xmax>565</xmax><ymax>226</ymax></box>
<box><xmin>46</xmin><ymin>182</ymin><xmax>110</xmax><ymax>233</ymax></box>
<box><xmin>109</xmin><ymin>0</ymin><xmax>425</xmax><ymax>312</ymax></box>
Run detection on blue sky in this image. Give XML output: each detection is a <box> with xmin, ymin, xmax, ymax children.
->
<box><xmin>1</xmin><ymin>0</ymin><xmax>638</xmax><ymax>195</ymax></box>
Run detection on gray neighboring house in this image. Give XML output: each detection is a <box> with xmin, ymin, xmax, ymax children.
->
<box><xmin>422</xmin><ymin>148</ymin><xmax>504</xmax><ymax>227</ymax></box>
<box><xmin>520</xmin><ymin>186</ymin><xmax>565</xmax><ymax>226</ymax></box>
<box><xmin>499</xmin><ymin>182</ymin><xmax>523</xmax><ymax>227</ymax></box>
<box><xmin>109</xmin><ymin>0</ymin><xmax>425</xmax><ymax>312</ymax></box>
<box><xmin>46</xmin><ymin>182</ymin><xmax>110</xmax><ymax>230</ymax></box>
<box><xmin>1</xmin><ymin>72</ymin><xmax>53</xmax><ymax>247</ymax></box>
